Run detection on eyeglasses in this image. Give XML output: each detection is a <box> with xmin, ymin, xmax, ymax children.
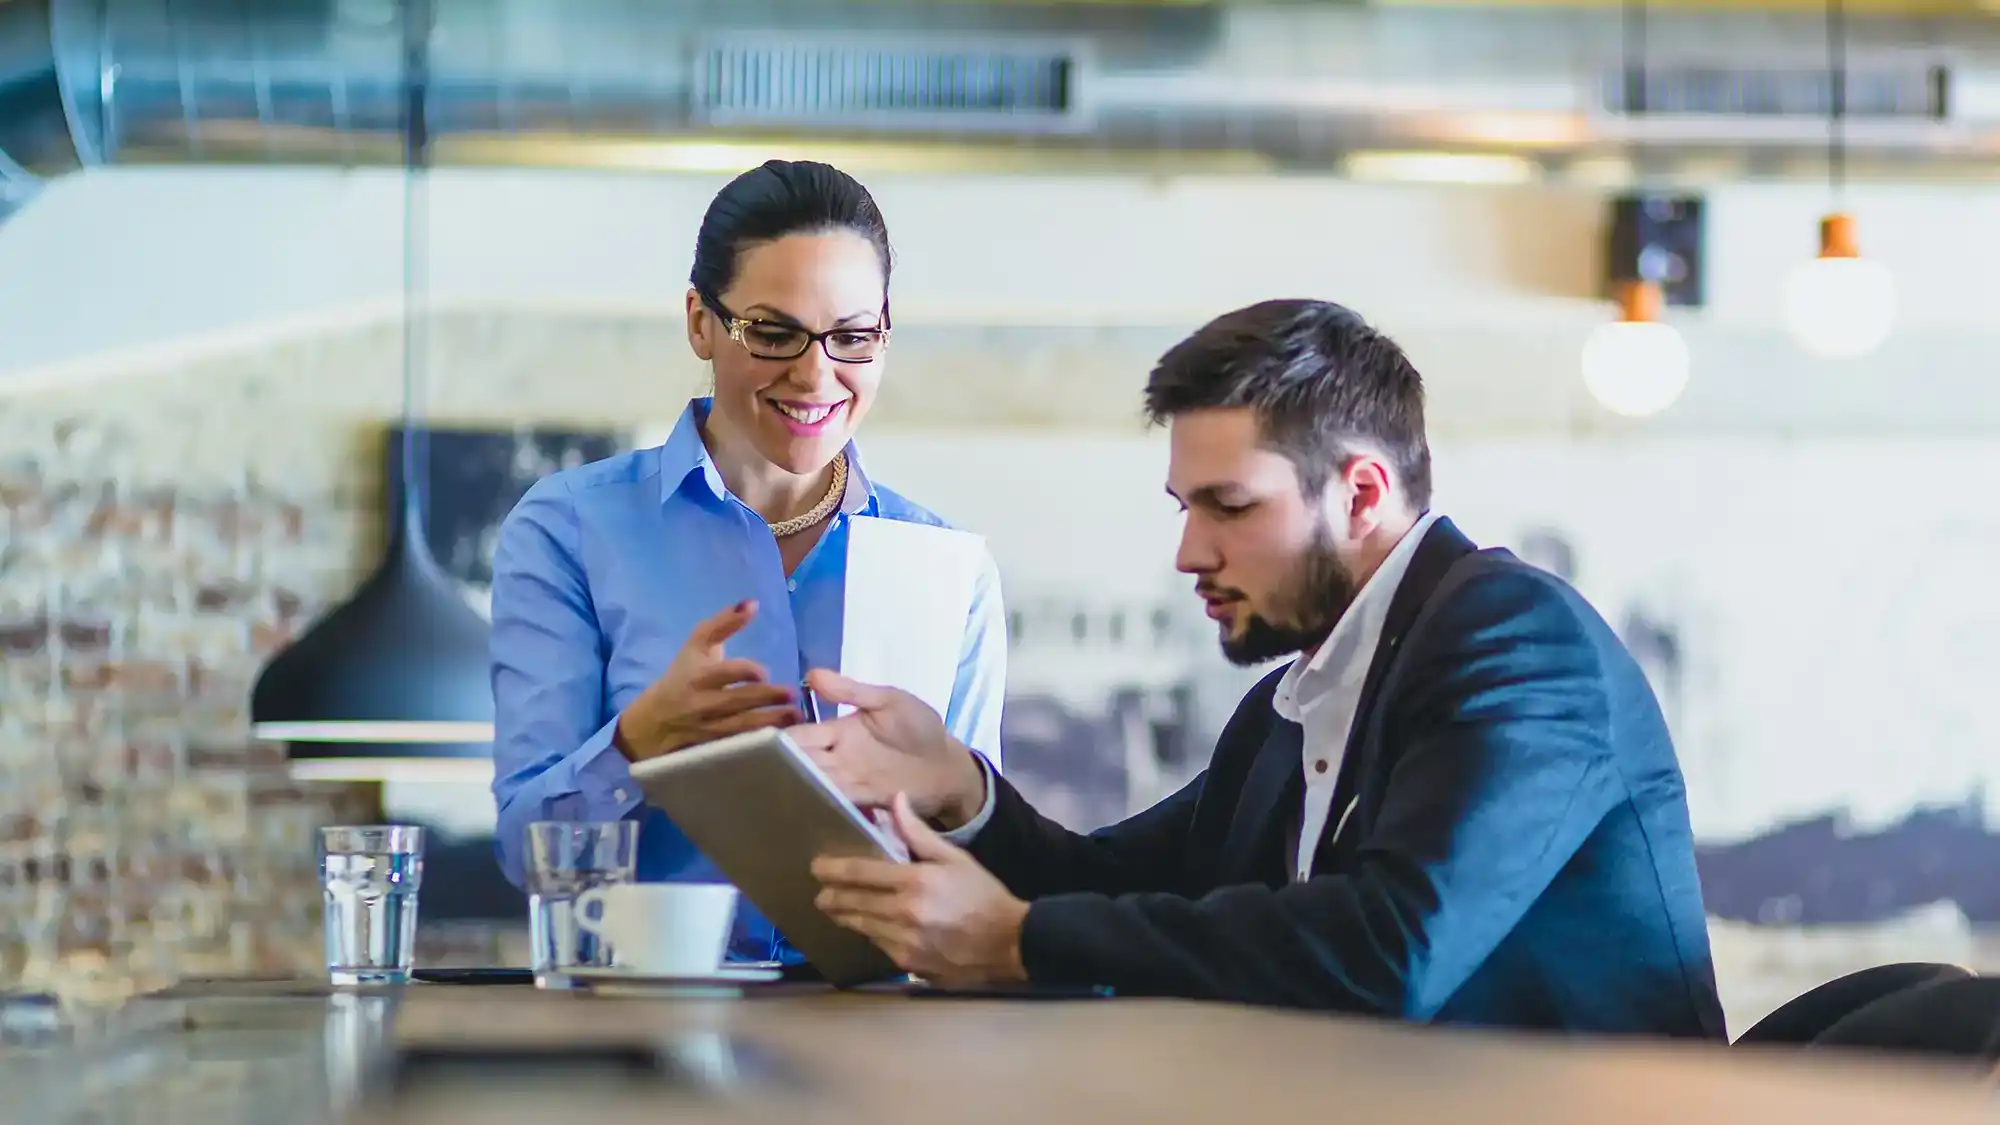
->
<box><xmin>705</xmin><ymin>297</ymin><xmax>891</xmax><ymax>364</ymax></box>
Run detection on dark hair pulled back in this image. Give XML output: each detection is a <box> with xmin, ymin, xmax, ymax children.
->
<box><xmin>689</xmin><ymin>160</ymin><xmax>894</xmax><ymax>320</ymax></box>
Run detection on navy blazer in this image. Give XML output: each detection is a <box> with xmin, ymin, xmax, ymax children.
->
<box><xmin>972</xmin><ymin>518</ymin><xmax>1728</xmax><ymax>1038</ymax></box>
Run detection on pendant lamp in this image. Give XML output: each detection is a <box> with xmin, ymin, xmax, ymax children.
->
<box><xmin>1581</xmin><ymin>0</ymin><xmax>1690</xmax><ymax>419</ymax></box>
<box><xmin>1582</xmin><ymin>280</ymin><xmax>1689</xmax><ymax>418</ymax></box>
<box><xmin>1781</xmin><ymin>0</ymin><xmax>1895</xmax><ymax>360</ymax></box>
<box><xmin>249</xmin><ymin>0</ymin><xmax>494</xmax><ymax>781</ymax></box>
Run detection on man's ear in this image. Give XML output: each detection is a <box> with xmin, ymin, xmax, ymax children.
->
<box><xmin>1326</xmin><ymin>454</ymin><xmax>1394</xmax><ymax>538</ymax></box>
<box><xmin>685</xmin><ymin>288</ymin><xmax>716</xmax><ymax>361</ymax></box>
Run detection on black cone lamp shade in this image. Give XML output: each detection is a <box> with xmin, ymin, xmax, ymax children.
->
<box><xmin>249</xmin><ymin>433</ymin><xmax>495</xmax><ymax>781</ymax></box>
<box><xmin>249</xmin><ymin>0</ymin><xmax>491</xmax><ymax>782</ymax></box>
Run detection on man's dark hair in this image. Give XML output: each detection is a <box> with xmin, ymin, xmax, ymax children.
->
<box><xmin>1143</xmin><ymin>299</ymin><xmax>1432</xmax><ymax>510</ymax></box>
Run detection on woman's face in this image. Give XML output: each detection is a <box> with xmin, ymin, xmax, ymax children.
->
<box><xmin>686</xmin><ymin>229</ymin><xmax>888</xmax><ymax>476</ymax></box>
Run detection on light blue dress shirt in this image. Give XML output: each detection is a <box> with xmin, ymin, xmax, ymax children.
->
<box><xmin>488</xmin><ymin>398</ymin><xmax>1008</xmax><ymax>963</ymax></box>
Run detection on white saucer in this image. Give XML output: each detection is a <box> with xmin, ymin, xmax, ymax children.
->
<box><xmin>567</xmin><ymin>965</ymin><xmax>782</xmax><ymax>996</ymax></box>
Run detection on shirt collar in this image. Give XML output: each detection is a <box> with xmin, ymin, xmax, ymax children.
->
<box><xmin>1273</xmin><ymin>509</ymin><xmax>1443</xmax><ymax>723</ymax></box>
<box><xmin>657</xmin><ymin>396</ymin><xmax>876</xmax><ymax>515</ymax></box>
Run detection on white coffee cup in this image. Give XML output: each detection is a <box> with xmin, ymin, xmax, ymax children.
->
<box><xmin>572</xmin><ymin>883</ymin><xmax>739</xmax><ymax>976</ymax></box>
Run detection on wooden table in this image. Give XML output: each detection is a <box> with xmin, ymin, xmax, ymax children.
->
<box><xmin>344</xmin><ymin>984</ymin><xmax>1998</xmax><ymax>1125</ymax></box>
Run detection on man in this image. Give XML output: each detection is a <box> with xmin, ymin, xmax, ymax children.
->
<box><xmin>795</xmin><ymin>299</ymin><xmax>1727</xmax><ymax>1038</ymax></box>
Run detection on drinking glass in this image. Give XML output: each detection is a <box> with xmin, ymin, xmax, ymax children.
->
<box><xmin>320</xmin><ymin>825</ymin><xmax>425</xmax><ymax>986</ymax></box>
<box><xmin>525</xmin><ymin>820</ymin><xmax>639</xmax><ymax>986</ymax></box>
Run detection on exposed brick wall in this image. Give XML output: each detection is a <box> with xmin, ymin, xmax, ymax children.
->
<box><xmin>0</xmin><ymin>406</ymin><xmax>377</xmax><ymax>1003</ymax></box>
<box><xmin>0</xmin><ymin>307</ymin><xmax>1167</xmax><ymax>1004</ymax></box>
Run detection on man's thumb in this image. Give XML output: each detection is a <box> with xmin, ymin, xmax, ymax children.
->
<box><xmin>891</xmin><ymin>792</ymin><xmax>957</xmax><ymax>862</ymax></box>
<box><xmin>804</xmin><ymin>668</ymin><xmax>893</xmax><ymax>710</ymax></box>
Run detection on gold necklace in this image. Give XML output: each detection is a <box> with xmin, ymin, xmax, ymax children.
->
<box><xmin>767</xmin><ymin>453</ymin><xmax>848</xmax><ymax>538</ymax></box>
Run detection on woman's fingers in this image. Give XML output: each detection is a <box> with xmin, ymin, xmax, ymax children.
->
<box><xmin>700</xmin><ymin>701</ymin><xmax>802</xmax><ymax>736</ymax></box>
<box><xmin>690</xmin><ymin>680</ymin><xmax>795</xmax><ymax>718</ymax></box>
<box><xmin>687</xmin><ymin>658</ymin><xmax>772</xmax><ymax>690</ymax></box>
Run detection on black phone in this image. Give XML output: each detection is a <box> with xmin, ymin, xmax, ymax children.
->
<box><xmin>410</xmin><ymin>967</ymin><xmax>535</xmax><ymax>986</ymax></box>
<box><xmin>904</xmin><ymin>982</ymin><xmax>1115</xmax><ymax>1000</ymax></box>
<box><xmin>387</xmin><ymin>1043</ymin><xmax>670</xmax><ymax>1095</ymax></box>
<box><xmin>388</xmin><ymin>1037</ymin><xmax>802</xmax><ymax>1097</ymax></box>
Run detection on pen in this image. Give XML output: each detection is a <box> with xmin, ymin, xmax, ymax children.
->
<box><xmin>800</xmin><ymin>682</ymin><xmax>823</xmax><ymax>724</ymax></box>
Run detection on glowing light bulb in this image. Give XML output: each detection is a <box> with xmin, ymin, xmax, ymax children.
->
<box><xmin>1782</xmin><ymin>252</ymin><xmax>1895</xmax><ymax>360</ymax></box>
<box><xmin>1581</xmin><ymin>280</ymin><xmax>1690</xmax><ymax>418</ymax></box>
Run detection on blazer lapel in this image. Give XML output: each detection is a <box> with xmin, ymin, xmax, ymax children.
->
<box><xmin>1322</xmin><ymin>518</ymin><xmax>1481</xmax><ymax>832</ymax></box>
<box><xmin>1343</xmin><ymin>517</ymin><xmax>1477</xmax><ymax>738</ymax></box>
<box><xmin>1221</xmin><ymin>717</ymin><xmax>1303</xmax><ymax>883</ymax></box>
<box><xmin>1227</xmin><ymin>518</ymin><xmax>1483</xmax><ymax>883</ymax></box>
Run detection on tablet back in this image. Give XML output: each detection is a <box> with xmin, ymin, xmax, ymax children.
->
<box><xmin>630</xmin><ymin>729</ymin><xmax>906</xmax><ymax>986</ymax></box>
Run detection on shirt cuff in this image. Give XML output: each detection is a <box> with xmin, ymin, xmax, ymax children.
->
<box><xmin>564</xmin><ymin>714</ymin><xmax>645</xmax><ymax>819</ymax></box>
<box><xmin>939</xmin><ymin>751</ymin><xmax>997</xmax><ymax>846</ymax></box>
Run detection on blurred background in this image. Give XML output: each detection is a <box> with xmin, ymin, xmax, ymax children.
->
<box><xmin>4</xmin><ymin>0</ymin><xmax>2000</xmax><ymax>1033</ymax></box>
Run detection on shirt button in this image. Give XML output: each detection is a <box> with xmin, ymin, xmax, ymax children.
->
<box><xmin>787</xmin><ymin>579</ymin><xmax>798</xmax><ymax>592</ymax></box>
<box><xmin>614</xmin><ymin>788</ymin><xmax>628</xmax><ymax>803</ymax></box>
<box><xmin>1313</xmin><ymin>760</ymin><xmax>1329</xmax><ymax>775</ymax></box>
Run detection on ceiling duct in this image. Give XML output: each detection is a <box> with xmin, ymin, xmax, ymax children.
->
<box><xmin>689</xmin><ymin>36</ymin><xmax>1092</xmax><ymax>133</ymax></box>
<box><xmin>0</xmin><ymin>0</ymin><xmax>1166</xmax><ymax>222</ymax></box>
<box><xmin>5</xmin><ymin>0</ymin><xmax>2000</xmax><ymax>225</ymax></box>
<box><xmin>1599</xmin><ymin>62</ymin><xmax>1949</xmax><ymax>120</ymax></box>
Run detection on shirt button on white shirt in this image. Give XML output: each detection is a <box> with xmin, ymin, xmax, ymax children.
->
<box><xmin>1313</xmin><ymin>760</ymin><xmax>1329</xmax><ymax>775</ymax></box>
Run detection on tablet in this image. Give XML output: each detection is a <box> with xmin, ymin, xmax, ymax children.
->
<box><xmin>627</xmin><ymin>728</ymin><xmax>909</xmax><ymax>986</ymax></box>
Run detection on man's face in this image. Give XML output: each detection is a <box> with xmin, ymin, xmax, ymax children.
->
<box><xmin>1166</xmin><ymin>407</ymin><xmax>1358</xmax><ymax>666</ymax></box>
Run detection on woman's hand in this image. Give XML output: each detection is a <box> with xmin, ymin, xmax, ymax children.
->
<box><xmin>613</xmin><ymin>600</ymin><xmax>799</xmax><ymax>761</ymax></box>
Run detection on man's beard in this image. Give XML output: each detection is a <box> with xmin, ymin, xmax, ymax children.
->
<box><xmin>1217</xmin><ymin>526</ymin><xmax>1358</xmax><ymax>667</ymax></box>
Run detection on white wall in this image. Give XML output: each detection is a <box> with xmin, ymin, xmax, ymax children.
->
<box><xmin>7</xmin><ymin>166</ymin><xmax>2000</xmax><ymax>434</ymax></box>
<box><xmin>611</xmin><ymin>425</ymin><xmax>2000</xmax><ymax>845</ymax></box>
<box><xmin>858</xmin><ymin>431</ymin><xmax>2000</xmax><ymax>844</ymax></box>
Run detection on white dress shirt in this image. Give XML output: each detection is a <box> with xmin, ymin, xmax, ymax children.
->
<box><xmin>942</xmin><ymin>753</ymin><xmax>999</xmax><ymax>844</ymax></box>
<box><xmin>1271</xmin><ymin>509</ymin><xmax>1440</xmax><ymax>882</ymax></box>
<box><xmin>945</xmin><ymin>510</ymin><xmax>1442</xmax><ymax>863</ymax></box>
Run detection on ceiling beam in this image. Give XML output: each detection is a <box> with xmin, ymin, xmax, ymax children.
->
<box><xmin>1375</xmin><ymin>0</ymin><xmax>1994</xmax><ymax>14</ymax></box>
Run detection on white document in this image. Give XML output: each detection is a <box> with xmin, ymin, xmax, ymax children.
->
<box><xmin>839</xmin><ymin>515</ymin><xmax>987</xmax><ymax>724</ymax></box>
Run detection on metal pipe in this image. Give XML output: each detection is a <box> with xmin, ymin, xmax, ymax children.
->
<box><xmin>1</xmin><ymin>0</ymin><xmax>1994</xmax><ymax>226</ymax></box>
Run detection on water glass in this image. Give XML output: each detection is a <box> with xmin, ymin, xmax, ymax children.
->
<box><xmin>525</xmin><ymin>820</ymin><xmax>639</xmax><ymax>986</ymax></box>
<box><xmin>320</xmin><ymin>825</ymin><xmax>425</xmax><ymax>987</ymax></box>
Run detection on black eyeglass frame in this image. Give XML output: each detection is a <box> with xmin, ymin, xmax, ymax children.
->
<box><xmin>701</xmin><ymin>295</ymin><xmax>892</xmax><ymax>364</ymax></box>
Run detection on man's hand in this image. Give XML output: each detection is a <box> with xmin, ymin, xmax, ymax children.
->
<box><xmin>813</xmin><ymin>794</ymin><xmax>1030</xmax><ymax>986</ymax></box>
<box><xmin>614</xmin><ymin>600</ymin><xmax>798</xmax><ymax>762</ymax></box>
<box><xmin>787</xmin><ymin>670</ymin><xmax>987</xmax><ymax>829</ymax></box>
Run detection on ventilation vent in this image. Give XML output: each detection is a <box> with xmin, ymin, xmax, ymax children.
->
<box><xmin>691</xmin><ymin>39</ymin><xmax>1089</xmax><ymax>132</ymax></box>
<box><xmin>1600</xmin><ymin>64</ymin><xmax>1949</xmax><ymax>119</ymax></box>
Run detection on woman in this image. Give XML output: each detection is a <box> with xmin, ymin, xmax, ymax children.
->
<box><xmin>488</xmin><ymin>160</ymin><xmax>1008</xmax><ymax>965</ymax></box>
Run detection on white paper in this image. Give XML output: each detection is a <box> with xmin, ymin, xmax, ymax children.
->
<box><xmin>839</xmin><ymin>515</ymin><xmax>987</xmax><ymax>725</ymax></box>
